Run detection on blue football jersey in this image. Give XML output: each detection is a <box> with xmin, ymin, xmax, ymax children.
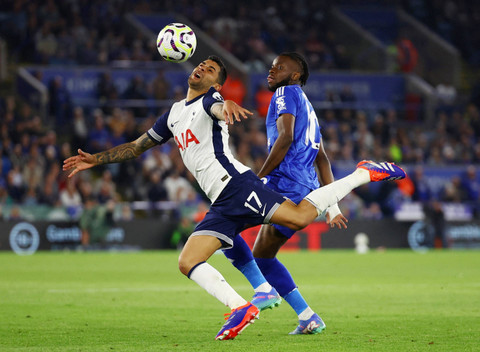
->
<box><xmin>266</xmin><ymin>84</ymin><xmax>321</xmax><ymax>192</ymax></box>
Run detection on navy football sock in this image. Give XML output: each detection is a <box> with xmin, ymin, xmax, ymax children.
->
<box><xmin>255</xmin><ymin>257</ymin><xmax>308</xmax><ymax>314</ymax></box>
<box><xmin>223</xmin><ymin>235</ymin><xmax>267</xmax><ymax>289</ymax></box>
<box><xmin>255</xmin><ymin>257</ymin><xmax>296</xmax><ymax>297</ymax></box>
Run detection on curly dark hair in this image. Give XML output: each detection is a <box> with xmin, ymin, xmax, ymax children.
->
<box><xmin>279</xmin><ymin>52</ymin><xmax>310</xmax><ymax>86</ymax></box>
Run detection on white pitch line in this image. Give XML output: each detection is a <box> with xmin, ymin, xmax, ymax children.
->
<box><xmin>48</xmin><ymin>287</ymin><xmax>199</xmax><ymax>294</ymax></box>
<box><xmin>48</xmin><ymin>285</ymin><xmax>253</xmax><ymax>294</ymax></box>
<box><xmin>47</xmin><ymin>282</ymin><xmax>480</xmax><ymax>294</ymax></box>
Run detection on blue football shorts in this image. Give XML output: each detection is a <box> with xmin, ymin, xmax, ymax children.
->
<box><xmin>191</xmin><ymin>170</ymin><xmax>287</xmax><ymax>248</ymax></box>
<box><xmin>262</xmin><ymin>174</ymin><xmax>315</xmax><ymax>239</ymax></box>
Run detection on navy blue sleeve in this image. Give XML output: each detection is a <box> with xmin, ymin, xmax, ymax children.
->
<box><xmin>147</xmin><ymin>108</ymin><xmax>172</xmax><ymax>144</ymax></box>
<box><xmin>202</xmin><ymin>87</ymin><xmax>224</xmax><ymax>119</ymax></box>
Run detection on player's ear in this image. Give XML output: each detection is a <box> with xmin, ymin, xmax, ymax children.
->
<box><xmin>213</xmin><ymin>83</ymin><xmax>222</xmax><ymax>91</ymax></box>
<box><xmin>291</xmin><ymin>72</ymin><xmax>301</xmax><ymax>82</ymax></box>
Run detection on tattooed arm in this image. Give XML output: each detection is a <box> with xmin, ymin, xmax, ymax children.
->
<box><xmin>63</xmin><ymin>133</ymin><xmax>156</xmax><ymax>178</ymax></box>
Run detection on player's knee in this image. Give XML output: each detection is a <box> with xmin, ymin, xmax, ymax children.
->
<box><xmin>290</xmin><ymin>223</ymin><xmax>303</xmax><ymax>231</ymax></box>
<box><xmin>253</xmin><ymin>245</ymin><xmax>277</xmax><ymax>258</ymax></box>
<box><xmin>290</xmin><ymin>214</ymin><xmax>310</xmax><ymax>230</ymax></box>
<box><xmin>178</xmin><ymin>255</ymin><xmax>192</xmax><ymax>276</ymax></box>
<box><xmin>289</xmin><ymin>203</ymin><xmax>318</xmax><ymax>230</ymax></box>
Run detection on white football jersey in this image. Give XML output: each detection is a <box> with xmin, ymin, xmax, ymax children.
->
<box><xmin>147</xmin><ymin>87</ymin><xmax>250</xmax><ymax>202</ymax></box>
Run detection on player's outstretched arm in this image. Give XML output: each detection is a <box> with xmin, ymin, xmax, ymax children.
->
<box><xmin>212</xmin><ymin>100</ymin><xmax>253</xmax><ymax>125</ymax></box>
<box><xmin>63</xmin><ymin>133</ymin><xmax>157</xmax><ymax>178</ymax></box>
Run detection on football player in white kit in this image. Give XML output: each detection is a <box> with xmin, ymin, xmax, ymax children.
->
<box><xmin>64</xmin><ymin>56</ymin><xmax>406</xmax><ymax>340</ymax></box>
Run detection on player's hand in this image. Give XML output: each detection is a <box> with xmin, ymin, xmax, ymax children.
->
<box><xmin>326</xmin><ymin>213</ymin><xmax>348</xmax><ymax>229</ymax></box>
<box><xmin>222</xmin><ymin>100</ymin><xmax>253</xmax><ymax>125</ymax></box>
<box><xmin>63</xmin><ymin>149</ymin><xmax>97</xmax><ymax>178</ymax></box>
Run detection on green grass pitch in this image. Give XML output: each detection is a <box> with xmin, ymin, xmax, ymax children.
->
<box><xmin>1</xmin><ymin>249</ymin><xmax>479</xmax><ymax>351</ymax></box>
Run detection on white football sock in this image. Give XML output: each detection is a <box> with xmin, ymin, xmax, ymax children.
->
<box><xmin>305</xmin><ymin>169</ymin><xmax>370</xmax><ymax>214</ymax></box>
<box><xmin>298</xmin><ymin>307</ymin><xmax>315</xmax><ymax>320</ymax></box>
<box><xmin>254</xmin><ymin>282</ymin><xmax>273</xmax><ymax>293</ymax></box>
<box><xmin>189</xmin><ymin>262</ymin><xmax>247</xmax><ymax>309</ymax></box>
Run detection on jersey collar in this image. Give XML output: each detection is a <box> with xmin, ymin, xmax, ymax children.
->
<box><xmin>185</xmin><ymin>87</ymin><xmax>217</xmax><ymax>106</ymax></box>
<box><xmin>185</xmin><ymin>93</ymin><xmax>205</xmax><ymax>106</ymax></box>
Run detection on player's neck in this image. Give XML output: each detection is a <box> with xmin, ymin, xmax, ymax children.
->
<box><xmin>186</xmin><ymin>87</ymin><xmax>208</xmax><ymax>102</ymax></box>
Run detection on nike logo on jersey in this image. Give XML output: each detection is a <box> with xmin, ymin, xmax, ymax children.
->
<box><xmin>175</xmin><ymin>129</ymin><xmax>200</xmax><ymax>151</ymax></box>
<box><xmin>260</xmin><ymin>204</ymin><xmax>267</xmax><ymax>216</ymax></box>
<box><xmin>170</xmin><ymin>121</ymin><xmax>179</xmax><ymax>128</ymax></box>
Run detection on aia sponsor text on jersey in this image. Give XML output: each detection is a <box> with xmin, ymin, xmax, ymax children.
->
<box><xmin>175</xmin><ymin>129</ymin><xmax>200</xmax><ymax>151</ymax></box>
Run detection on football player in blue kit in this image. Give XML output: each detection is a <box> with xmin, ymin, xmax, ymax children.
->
<box><xmin>64</xmin><ymin>55</ymin><xmax>406</xmax><ymax>341</ymax></box>
<box><xmin>223</xmin><ymin>52</ymin><xmax>347</xmax><ymax>334</ymax></box>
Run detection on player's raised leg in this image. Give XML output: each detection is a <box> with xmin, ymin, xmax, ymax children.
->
<box><xmin>270</xmin><ymin>161</ymin><xmax>406</xmax><ymax>228</ymax></box>
<box><xmin>178</xmin><ymin>235</ymin><xmax>259</xmax><ymax>340</ymax></box>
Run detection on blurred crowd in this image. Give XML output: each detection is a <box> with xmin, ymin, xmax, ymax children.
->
<box><xmin>2</xmin><ymin>0</ymin><xmax>479</xmax><ymax>69</ymax></box>
<box><xmin>0</xmin><ymin>0</ymin><xmax>349</xmax><ymax>71</ymax></box>
<box><xmin>321</xmin><ymin>103</ymin><xmax>480</xmax><ymax>165</ymax></box>
<box><xmin>171</xmin><ymin>0</ymin><xmax>350</xmax><ymax>71</ymax></box>
<box><xmin>2</xmin><ymin>90</ymin><xmax>480</xmax><ymax>221</ymax></box>
<box><xmin>0</xmin><ymin>0</ymin><xmax>158</xmax><ymax>66</ymax></box>
<box><xmin>1</xmin><ymin>0</ymin><xmax>480</xmax><ymax>223</ymax></box>
<box><xmin>403</xmin><ymin>0</ymin><xmax>480</xmax><ymax>67</ymax></box>
<box><xmin>0</xmin><ymin>90</ymin><xmax>265</xmax><ymax>210</ymax></box>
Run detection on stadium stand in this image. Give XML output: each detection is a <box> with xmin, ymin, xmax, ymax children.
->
<box><xmin>0</xmin><ymin>0</ymin><xmax>479</xmax><ymax>224</ymax></box>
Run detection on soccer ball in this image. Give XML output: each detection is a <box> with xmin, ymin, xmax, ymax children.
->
<box><xmin>156</xmin><ymin>23</ymin><xmax>197</xmax><ymax>63</ymax></box>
